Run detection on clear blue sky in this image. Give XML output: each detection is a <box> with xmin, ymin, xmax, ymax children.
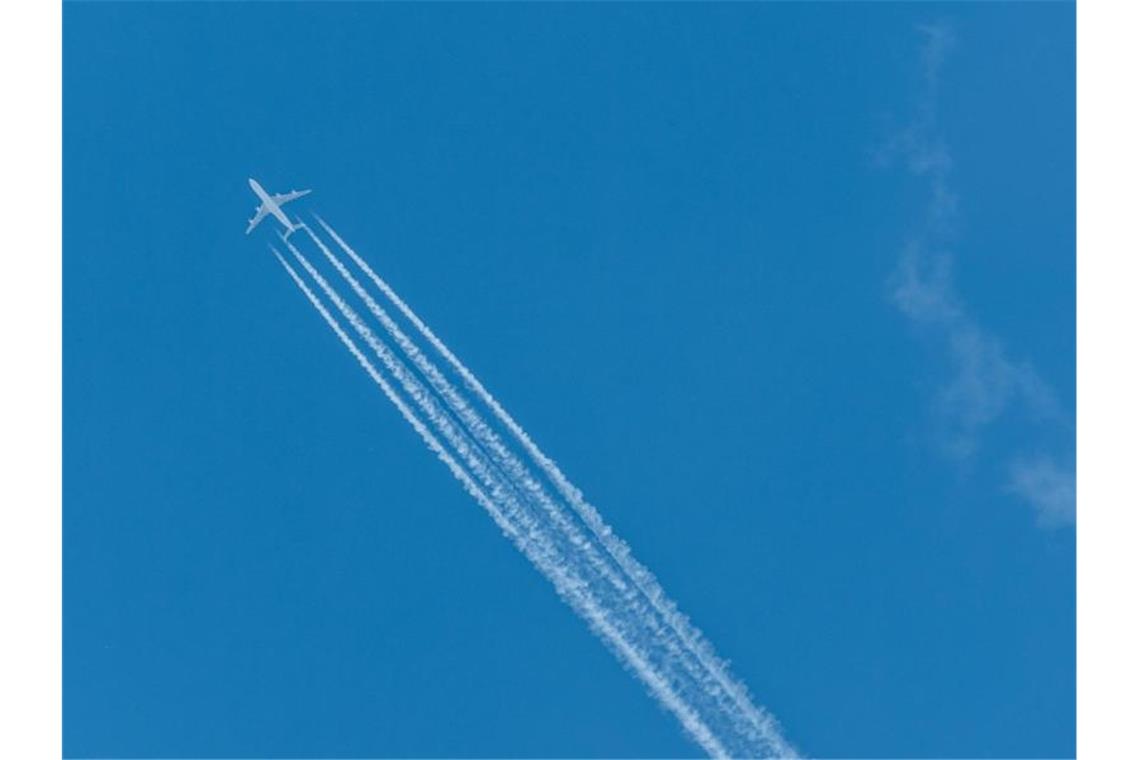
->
<box><xmin>64</xmin><ymin>2</ymin><xmax>1074</xmax><ymax>757</ymax></box>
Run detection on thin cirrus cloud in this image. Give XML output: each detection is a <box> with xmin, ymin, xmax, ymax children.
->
<box><xmin>879</xmin><ymin>23</ymin><xmax>1074</xmax><ymax>527</ymax></box>
<box><xmin>1008</xmin><ymin>454</ymin><xmax>1078</xmax><ymax>528</ymax></box>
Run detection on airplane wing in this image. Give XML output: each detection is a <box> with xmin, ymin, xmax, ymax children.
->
<box><xmin>245</xmin><ymin>205</ymin><xmax>270</xmax><ymax>234</ymax></box>
<box><xmin>272</xmin><ymin>189</ymin><xmax>311</xmax><ymax>206</ymax></box>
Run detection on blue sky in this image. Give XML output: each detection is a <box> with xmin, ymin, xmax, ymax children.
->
<box><xmin>64</xmin><ymin>2</ymin><xmax>1074</xmax><ymax>757</ymax></box>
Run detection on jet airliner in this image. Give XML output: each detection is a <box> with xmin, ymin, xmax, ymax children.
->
<box><xmin>245</xmin><ymin>178</ymin><xmax>310</xmax><ymax>235</ymax></box>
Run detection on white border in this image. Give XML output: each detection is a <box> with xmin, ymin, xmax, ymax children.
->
<box><xmin>0</xmin><ymin>0</ymin><xmax>1132</xmax><ymax>757</ymax></box>
<box><xmin>1077</xmin><ymin>0</ymin><xmax>1140</xmax><ymax>757</ymax></box>
<box><xmin>0</xmin><ymin>0</ymin><xmax>62</xmax><ymax>758</ymax></box>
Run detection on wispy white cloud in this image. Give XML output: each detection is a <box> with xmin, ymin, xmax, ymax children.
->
<box><xmin>1008</xmin><ymin>455</ymin><xmax>1077</xmax><ymax>527</ymax></box>
<box><xmin>917</xmin><ymin>22</ymin><xmax>955</xmax><ymax>93</ymax></box>
<box><xmin>889</xmin><ymin>244</ymin><xmax>1061</xmax><ymax>460</ymax></box>
<box><xmin>883</xmin><ymin>23</ymin><xmax>1074</xmax><ymax>526</ymax></box>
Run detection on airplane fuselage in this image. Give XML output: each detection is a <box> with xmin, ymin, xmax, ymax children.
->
<box><xmin>246</xmin><ymin>178</ymin><xmax>311</xmax><ymax>235</ymax></box>
<box><xmin>248</xmin><ymin>178</ymin><xmax>296</xmax><ymax>232</ymax></box>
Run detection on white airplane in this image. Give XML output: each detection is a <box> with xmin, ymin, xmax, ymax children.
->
<box><xmin>245</xmin><ymin>178</ymin><xmax>311</xmax><ymax>235</ymax></box>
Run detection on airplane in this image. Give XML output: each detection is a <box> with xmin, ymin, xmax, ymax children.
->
<box><xmin>245</xmin><ymin>178</ymin><xmax>311</xmax><ymax>235</ymax></box>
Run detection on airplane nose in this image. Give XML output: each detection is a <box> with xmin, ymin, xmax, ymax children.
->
<box><xmin>248</xmin><ymin>178</ymin><xmax>257</xmax><ymax>188</ymax></box>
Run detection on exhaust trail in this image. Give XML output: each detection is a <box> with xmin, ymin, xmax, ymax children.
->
<box><xmin>270</xmin><ymin>248</ymin><xmax>522</xmax><ymax>544</ymax></box>
<box><xmin>273</xmin><ymin>240</ymin><xmax>731</xmax><ymax>757</ymax></box>
<box><xmin>301</xmin><ymin>223</ymin><xmax>644</xmax><ymax>587</ymax></box>
<box><xmin>299</xmin><ymin>221</ymin><xmax>785</xmax><ymax>752</ymax></box>
<box><xmin>280</xmin><ymin>234</ymin><xmax>581</xmax><ymax>585</ymax></box>
<box><xmin>313</xmin><ymin>216</ymin><xmax>796</xmax><ymax>757</ymax></box>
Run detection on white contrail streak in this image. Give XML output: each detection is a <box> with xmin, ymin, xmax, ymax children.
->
<box><xmin>270</xmin><ymin>248</ymin><xmax>522</xmax><ymax>543</ymax></box>
<box><xmin>299</xmin><ymin>222</ymin><xmax>778</xmax><ymax>751</ymax></box>
<box><xmin>313</xmin><ymin>216</ymin><xmax>796</xmax><ymax>757</ymax></box>
<box><xmin>273</xmin><ymin>241</ymin><xmax>730</xmax><ymax>757</ymax></box>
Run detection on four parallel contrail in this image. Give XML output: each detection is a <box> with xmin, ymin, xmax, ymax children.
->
<box><xmin>299</xmin><ymin>222</ymin><xmax>785</xmax><ymax>752</ymax></box>
<box><xmin>313</xmin><ymin>217</ymin><xmax>795</xmax><ymax>755</ymax></box>
<box><xmin>276</xmin><ymin>235</ymin><xmax>731</xmax><ymax>756</ymax></box>
<box><xmin>265</xmin><ymin>212</ymin><xmax>796</xmax><ymax>758</ymax></box>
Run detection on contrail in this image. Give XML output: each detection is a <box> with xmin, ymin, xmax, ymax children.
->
<box><xmin>313</xmin><ymin>215</ymin><xmax>796</xmax><ymax>757</ymax></box>
<box><xmin>299</xmin><ymin>222</ymin><xmax>789</xmax><ymax>754</ymax></box>
<box><xmin>270</xmin><ymin>248</ymin><xmax>522</xmax><ymax>544</ymax></box>
<box><xmin>273</xmin><ymin>240</ymin><xmax>731</xmax><ymax>757</ymax></box>
<box><xmin>298</xmin><ymin>224</ymin><xmax>648</xmax><ymax>599</ymax></box>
